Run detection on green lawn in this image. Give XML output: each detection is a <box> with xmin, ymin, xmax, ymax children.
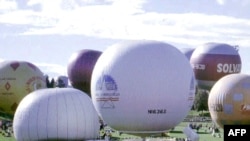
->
<box><xmin>1</xmin><ymin>110</ymin><xmax>224</xmax><ymax>141</ymax></box>
<box><xmin>103</xmin><ymin>110</ymin><xmax>223</xmax><ymax>141</ymax></box>
<box><xmin>108</xmin><ymin>121</ymin><xmax>223</xmax><ymax>141</ymax></box>
<box><xmin>167</xmin><ymin>122</ymin><xmax>223</xmax><ymax>141</ymax></box>
<box><xmin>0</xmin><ymin>134</ymin><xmax>15</xmax><ymax>141</ymax></box>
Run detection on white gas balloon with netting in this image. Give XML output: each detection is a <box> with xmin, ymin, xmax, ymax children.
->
<box><xmin>13</xmin><ymin>88</ymin><xmax>99</xmax><ymax>141</ymax></box>
<box><xmin>91</xmin><ymin>40</ymin><xmax>196</xmax><ymax>135</ymax></box>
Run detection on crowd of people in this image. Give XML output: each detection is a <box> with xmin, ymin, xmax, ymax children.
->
<box><xmin>45</xmin><ymin>75</ymin><xmax>70</xmax><ymax>88</ymax></box>
<box><xmin>187</xmin><ymin>118</ymin><xmax>221</xmax><ymax>138</ymax></box>
<box><xmin>0</xmin><ymin>119</ymin><xmax>12</xmax><ymax>137</ymax></box>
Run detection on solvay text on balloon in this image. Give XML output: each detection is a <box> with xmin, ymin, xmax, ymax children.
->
<box><xmin>217</xmin><ymin>63</ymin><xmax>241</xmax><ymax>73</ymax></box>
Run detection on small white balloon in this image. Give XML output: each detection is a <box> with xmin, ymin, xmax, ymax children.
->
<box><xmin>13</xmin><ymin>88</ymin><xmax>100</xmax><ymax>141</ymax></box>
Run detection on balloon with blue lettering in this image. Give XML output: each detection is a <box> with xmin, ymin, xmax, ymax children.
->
<box><xmin>190</xmin><ymin>42</ymin><xmax>241</xmax><ymax>91</ymax></box>
<box><xmin>91</xmin><ymin>40</ymin><xmax>196</xmax><ymax>135</ymax></box>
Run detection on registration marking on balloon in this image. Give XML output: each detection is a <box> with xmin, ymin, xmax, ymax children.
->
<box><xmin>148</xmin><ymin>109</ymin><xmax>166</xmax><ymax>114</ymax></box>
<box><xmin>95</xmin><ymin>74</ymin><xmax>120</xmax><ymax>109</ymax></box>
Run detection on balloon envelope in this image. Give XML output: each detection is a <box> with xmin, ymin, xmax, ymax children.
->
<box><xmin>13</xmin><ymin>88</ymin><xmax>100</xmax><ymax>141</ymax></box>
<box><xmin>67</xmin><ymin>49</ymin><xmax>102</xmax><ymax>96</ymax></box>
<box><xmin>190</xmin><ymin>42</ymin><xmax>241</xmax><ymax>91</ymax></box>
<box><xmin>91</xmin><ymin>40</ymin><xmax>195</xmax><ymax>135</ymax></box>
<box><xmin>179</xmin><ymin>48</ymin><xmax>195</xmax><ymax>60</ymax></box>
<box><xmin>0</xmin><ymin>60</ymin><xmax>46</xmax><ymax>116</ymax></box>
<box><xmin>208</xmin><ymin>73</ymin><xmax>250</xmax><ymax>128</ymax></box>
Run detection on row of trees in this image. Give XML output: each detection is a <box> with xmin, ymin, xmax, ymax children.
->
<box><xmin>192</xmin><ymin>89</ymin><xmax>209</xmax><ymax>113</ymax></box>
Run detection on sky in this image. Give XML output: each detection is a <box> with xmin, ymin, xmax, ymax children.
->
<box><xmin>0</xmin><ymin>0</ymin><xmax>250</xmax><ymax>78</ymax></box>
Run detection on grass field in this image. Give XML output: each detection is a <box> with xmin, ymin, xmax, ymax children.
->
<box><xmin>0</xmin><ymin>111</ymin><xmax>224</xmax><ymax>141</ymax></box>
<box><xmin>107</xmin><ymin>121</ymin><xmax>223</xmax><ymax>141</ymax></box>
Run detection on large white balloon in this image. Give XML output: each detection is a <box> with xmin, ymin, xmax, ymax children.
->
<box><xmin>13</xmin><ymin>88</ymin><xmax>100</xmax><ymax>141</ymax></box>
<box><xmin>91</xmin><ymin>40</ymin><xmax>196</xmax><ymax>134</ymax></box>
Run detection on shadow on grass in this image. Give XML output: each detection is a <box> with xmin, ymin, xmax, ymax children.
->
<box><xmin>170</xmin><ymin>130</ymin><xmax>210</xmax><ymax>135</ymax></box>
<box><xmin>197</xmin><ymin>131</ymin><xmax>209</xmax><ymax>134</ymax></box>
<box><xmin>169</xmin><ymin>130</ymin><xmax>183</xmax><ymax>134</ymax></box>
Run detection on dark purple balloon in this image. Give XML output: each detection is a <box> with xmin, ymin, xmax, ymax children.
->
<box><xmin>67</xmin><ymin>49</ymin><xmax>102</xmax><ymax>96</ymax></box>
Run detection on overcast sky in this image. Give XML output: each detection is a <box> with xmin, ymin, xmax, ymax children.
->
<box><xmin>0</xmin><ymin>0</ymin><xmax>250</xmax><ymax>77</ymax></box>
